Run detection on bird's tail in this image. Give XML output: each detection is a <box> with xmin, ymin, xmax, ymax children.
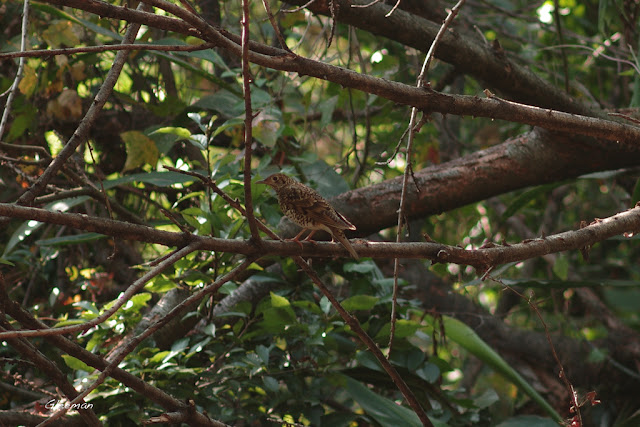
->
<box><xmin>333</xmin><ymin>229</ymin><xmax>359</xmax><ymax>260</ymax></box>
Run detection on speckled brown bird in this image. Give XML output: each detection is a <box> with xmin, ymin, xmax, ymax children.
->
<box><xmin>257</xmin><ymin>173</ymin><xmax>359</xmax><ymax>259</ymax></box>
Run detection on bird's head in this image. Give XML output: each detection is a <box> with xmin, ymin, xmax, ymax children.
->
<box><xmin>256</xmin><ymin>173</ymin><xmax>293</xmax><ymax>190</ymax></box>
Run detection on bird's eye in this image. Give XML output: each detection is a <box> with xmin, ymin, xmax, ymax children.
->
<box><xmin>273</xmin><ymin>177</ymin><xmax>279</xmax><ymax>182</ymax></box>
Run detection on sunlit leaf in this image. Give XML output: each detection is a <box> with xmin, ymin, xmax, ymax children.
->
<box><xmin>121</xmin><ymin>131</ymin><xmax>160</xmax><ymax>172</ymax></box>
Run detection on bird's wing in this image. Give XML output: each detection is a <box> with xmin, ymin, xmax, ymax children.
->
<box><xmin>288</xmin><ymin>187</ymin><xmax>356</xmax><ymax>231</ymax></box>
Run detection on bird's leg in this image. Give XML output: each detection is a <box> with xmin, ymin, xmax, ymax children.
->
<box><xmin>302</xmin><ymin>230</ymin><xmax>318</xmax><ymax>244</ymax></box>
<box><xmin>289</xmin><ymin>228</ymin><xmax>309</xmax><ymax>249</ymax></box>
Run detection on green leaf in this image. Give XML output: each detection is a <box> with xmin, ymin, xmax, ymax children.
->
<box><xmin>374</xmin><ymin>319</ymin><xmax>420</xmax><ymax>340</ymax></box>
<box><xmin>151</xmin><ymin>126</ymin><xmax>192</xmax><ymax>139</ymax></box>
<box><xmin>597</xmin><ymin>0</ymin><xmax>610</xmax><ymax>35</ymax></box>
<box><xmin>252</xmin><ymin>110</ymin><xmax>282</xmax><ymax>147</ymax></box>
<box><xmin>501</xmin><ymin>183</ymin><xmax>561</xmax><ymax>221</ymax></box>
<box><xmin>194</xmin><ymin>90</ymin><xmax>243</xmax><ymax>116</ymax></box>
<box><xmin>474</xmin><ymin>388</ymin><xmax>500</xmax><ymax>409</ymax></box>
<box><xmin>263</xmin><ymin>376</ymin><xmax>279</xmax><ymax>392</ymax></box>
<box><xmin>495</xmin><ymin>415</ymin><xmax>559</xmax><ymax>427</ymax></box>
<box><xmin>270</xmin><ymin>292</ymin><xmax>291</xmax><ymax>308</ymax></box>
<box><xmin>305</xmin><ymin>160</ymin><xmax>351</xmax><ymax>197</ymax></box>
<box><xmin>343</xmin><ymin>262</ymin><xmax>380</xmax><ymax>275</ymax></box>
<box><xmin>428</xmin><ymin>315</ymin><xmax>562</xmax><ymax>423</ymax></box>
<box><xmin>61</xmin><ymin>355</ymin><xmax>93</xmax><ymax>373</ymax></box>
<box><xmin>256</xmin><ymin>345</ymin><xmax>270</xmax><ymax>364</ymax></box>
<box><xmin>103</xmin><ymin>171</ymin><xmax>195</xmax><ymax>188</ymax></box>
<box><xmin>212</xmin><ymin>117</ymin><xmax>245</xmax><ymax>138</ymax></box>
<box><xmin>341</xmin><ymin>374</ymin><xmax>443</xmax><ymax>427</ymax></box>
<box><xmin>552</xmin><ymin>254</ymin><xmax>569</xmax><ymax>280</ymax></box>
<box><xmin>341</xmin><ymin>295</ymin><xmax>379</xmax><ymax>311</ymax></box>
<box><xmin>319</xmin><ymin>95</ymin><xmax>339</xmax><ymax>128</ymax></box>
<box><xmin>52</xmin><ymin>319</ymin><xmax>87</xmax><ymax>327</ymax></box>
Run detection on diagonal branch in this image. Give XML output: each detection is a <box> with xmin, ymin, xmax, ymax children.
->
<box><xmin>0</xmin><ymin>242</ymin><xmax>202</xmax><ymax>339</ymax></box>
<box><xmin>293</xmin><ymin>257</ymin><xmax>433</xmax><ymax>426</ymax></box>
<box><xmin>41</xmin><ymin>257</ymin><xmax>254</xmax><ymax>425</ymax></box>
<box><xmin>1</xmin><ymin>278</ymin><xmax>227</xmax><ymax>426</ymax></box>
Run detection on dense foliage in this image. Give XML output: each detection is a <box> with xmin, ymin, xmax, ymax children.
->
<box><xmin>2</xmin><ymin>0</ymin><xmax>640</xmax><ymax>426</ymax></box>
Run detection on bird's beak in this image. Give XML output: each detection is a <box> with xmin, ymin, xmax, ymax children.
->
<box><xmin>256</xmin><ymin>179</ymin><xmax>266</xmax><ymax>185</ymax></box>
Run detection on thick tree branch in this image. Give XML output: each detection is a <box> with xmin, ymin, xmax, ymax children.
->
<box><xmin>331</xmin><ymin>129</ymin><xmax>640</xmax><ymax>236</ymax></box>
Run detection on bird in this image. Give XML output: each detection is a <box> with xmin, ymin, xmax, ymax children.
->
<box><xmin>257</xmin><ymin>173</ymin><xmax>359</xmax><ymax>259</ymax></box>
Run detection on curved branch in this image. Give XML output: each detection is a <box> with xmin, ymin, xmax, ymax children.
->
<box><xmin>284</xmin><ymin>0</ymin><xmax>597</xmax><ymax>117</ymax></box>
<box><xmin>35</xmin><ymin>0</ymin><xmax>640</xmax><ymax>145</ymax></box>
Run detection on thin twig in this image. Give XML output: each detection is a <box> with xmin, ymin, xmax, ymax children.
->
<box><xmin>14</xmin><ymin>5</ymin><xmax>147</xmax><ymax>207</ymax></box>
<box><xmin>241</xmin><ymin>0</ymin><xmax>262</xmax><ymax>241</ymax></box>
<box><xmin>552</xmin><ymin>0</ymin><xmax>569</xmax><ymax>93</ymax></box>
<box><xmin>608</xmin><ymin>112</ymin><xmax>640</xmax><ymax>125</ymax></box>
<box><xmin>260</xmin><ymin>0</ymin><xmax>291</xmax><ymax>52</ymax></box>
<box><xmin>497</xmin><ymin>279</ymin><xmax>581</xmax><ymax>426</ymax></box>
<box><xmin>0</xmin><ymin>0</ymin><xmax>30</xmax><ymax>140</ymax></box>
<box><xmin>0</xmin><ymin>242</ymin><xmax>202</xmax><ymax>340</ymax></box>
<box><xmin>350</xmin><ymin>0</ymin><xmax>383</xmax><ymax>9</ymax></box>
<box><xmin>349</xmin><ymin>28</ymin><xmax>372</xmax><ymax>185</ymax></box>
<box><xmin>384</xmin><ymin>0</ymin><xmax>402</xmax><ymax>17</ymax></box>
<box><xmin>282</xmin><ymin>0</ymin><xmax>318</xmax><ymax>13</ymax></box>
<box><xmin>0</xmin><ymin>42</ymin><xmax>216</xmax><ymax>60</ymax></box>
<box><xmin>389</xmin><ymin>0</ymin><xmax>466</xmax><ymax>354</ymax></box>
<box><xmin>539</xmin><ymin>43</ymin><xmax>640</xmax><ymax>75</ymax></box>
<box><xmin>0</xmin><ymin>141</ymin><xmax>50</xmax><ymax>157</ymax></box>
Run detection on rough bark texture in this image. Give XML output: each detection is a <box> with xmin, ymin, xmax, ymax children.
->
<box><xmin>320</xmin><ymin>129</ymin><xmax>640</xmax><ymax>237</ymax></box>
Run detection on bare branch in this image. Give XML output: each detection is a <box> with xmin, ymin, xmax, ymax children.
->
<box><xmin>0</xmin><ymin>42</ymin><xmax>216</xmax><ymax>60</ymax></box>
<box><xmin>0</xmin><ymin>203</ymin><xmax>638</xmax><ymax>265</ymax></box>
<box><xmin>241</xmin><ymin>0</ymin><xmax>261</xmax><ymax>241</ymax></box>
<box><xmin>32</xmin><ymin>0</ymin><xmax>640</xmax><ymax>146</ymax></box>
<box><xmin>0</xmin><ymin>0</ymin><xmax>30</xmax><ymax>140</ymax></box>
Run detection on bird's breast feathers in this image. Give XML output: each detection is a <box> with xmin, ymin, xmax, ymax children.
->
<box><xmin>279</xmin><ymin>187</ymin><xmax>355</xmax><ymax>231</ymax></box>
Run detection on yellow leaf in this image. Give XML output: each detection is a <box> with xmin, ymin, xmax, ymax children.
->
<box><xmin>47</xmin><ymin>89</ymin><xmax>83</xmax><ymax>121</ymax></box>
<box><xmin>18</xmin><ymin>65</ymin><xmax>37</xmax><ymax>97</ymax></box>
<box><xmin>121</xmin><ymin>131</ymin><xmax>160</xmax><ymax>173</ymax></box>
<box><xmin>42</xmin><ymin>21</ymin><xmax>80</xmax><ymax>48</ymax></box>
